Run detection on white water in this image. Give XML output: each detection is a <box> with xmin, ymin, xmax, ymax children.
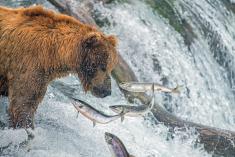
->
<box><xmin>1</xmin><ymin>0</ymin><xmax>235</xmax><ymax>156</ymax></box>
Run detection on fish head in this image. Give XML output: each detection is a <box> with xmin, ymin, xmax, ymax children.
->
<box><xmin>119</xmin><ymin>82</ymin><xmax>132</xmax><ymax>91</ymax></box>
<box><xmin>73</xmin><ymin>103</ymin><xmax>84</xmax><ymax>111</ymax></box>
<box><xmin>105</xmin><ymin>132</ymin><xmax>114</xmax><ymax>145</ymax></box>
<box><xmin>105</xmin><ymin>132</ymin><xmax>129</xmax><ymax>157</ymax></box>
<box><xmin>109</xmin><ymin>105</ymin><xmax>125</xmax><ymax>114</ymax></box>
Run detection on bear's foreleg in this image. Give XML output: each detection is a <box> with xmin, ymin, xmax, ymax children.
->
<box><xmin>8</xmin><ymin>72</ymin><xmax>47</xmax><ymax>129</ymax></box>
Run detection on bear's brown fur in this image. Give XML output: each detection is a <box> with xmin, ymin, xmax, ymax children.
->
<box><xmin>0</xmin><ymin>5</ymin><xmax>118</xmax><ymax>128</ymax></box>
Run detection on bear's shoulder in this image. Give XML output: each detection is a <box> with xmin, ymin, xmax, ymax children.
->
<box><xmin>22</xmin><ymin>5</ymin><xmax>79</xmax><ymax>24</ymax></box>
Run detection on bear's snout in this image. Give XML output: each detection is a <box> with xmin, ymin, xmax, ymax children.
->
<box><xmin>91</xmin><ymin>75</ymin><xmax>111</xmax><ymax>98</ymax></box>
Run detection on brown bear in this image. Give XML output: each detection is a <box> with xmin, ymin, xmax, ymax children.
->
<box><xmin>0</xmin><ymin>5</ymin><xmax>118</xmax><ymax>128</ymax></box>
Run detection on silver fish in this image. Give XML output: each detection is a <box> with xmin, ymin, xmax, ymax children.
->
<box><xmin>72</xmin><ymin>98</ymin><xmax>124</xmax><ymax>127</ymax></box>
<box><xmin>105</xmin><ymin>132</ymin><xmax>135</xmax><ymax>157</ymax></box>
<box><xmin>109</xmin><ymin>104</ymin><xmax>153</xmax><ymax>117</ymax></box>
<box><xmin>109</xmin><ymin>84</ymin><xmax>155</xmax><ymax>117</ymax></box>
<box><xmin>119</xmin><ymin>82</ymin><xmax>180</xmax><ymax>93</ymax></box>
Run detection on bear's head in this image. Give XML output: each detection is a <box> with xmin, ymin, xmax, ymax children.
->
<box><xmin>77</xmin><ymin>32</ymin><xmax>118</xmax><ymax>98</ymax></box>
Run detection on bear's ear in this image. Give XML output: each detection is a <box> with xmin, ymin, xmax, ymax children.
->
<box><xmin>107</xmin><ymin>35</ymin><xmax>117</xmax><ymax>47</ymax></box>
<box><xmin>83</xmin><ymin>33</ymin><xmax>101</xmax><ymax>49</ymax></box>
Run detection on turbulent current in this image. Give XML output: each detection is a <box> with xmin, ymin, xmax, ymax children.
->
<box><xmin>0</xmin><ymin>0</ymin><xmax>235</xmax><ymax>156</ymax></box>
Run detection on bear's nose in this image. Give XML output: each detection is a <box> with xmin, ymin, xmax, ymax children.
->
<box><xmin>100</xmin><ymin>89</ymin><xmax>111</xmax><ymax>98</ymax></box>
<box><xmin>91</xmin><ymin>86</ymin><xmax>111</xmax><ymax>98</ymax></box>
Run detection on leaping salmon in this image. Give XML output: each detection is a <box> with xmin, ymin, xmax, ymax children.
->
<box><xmin>119</xmin><ymin>82</ymin><xmax>180</xmax><ymax>93</ymax></box>
<box><xmin>72</xmin><ymin>98</ymin><xmax>124</xmax><ymax>127</ymax></box>
<box><xmin>105</xmin><ymin>132</ymin><xmax>135</xmax><ymax>157</ymax></box>
<box><xmin>109</xmin><ymin>84</ymin><xmax>155</xmax><ymax>118</ymax></box>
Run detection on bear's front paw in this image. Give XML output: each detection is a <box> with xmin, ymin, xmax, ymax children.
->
<box><xmin>9</xmin><ymin>112</ymin><xmax>34</xmax><ymax>129</ymax></box>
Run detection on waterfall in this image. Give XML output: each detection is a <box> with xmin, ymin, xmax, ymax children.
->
<box><xmin>0</xmin><ymin>0</ymin><xmax>235</xmax><ymax>156</ymax></box>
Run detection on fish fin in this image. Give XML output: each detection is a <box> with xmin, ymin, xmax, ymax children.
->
<box><xmin>151</xmin><ymin>83</ymin><xmax>155</xmax><ymax>96</ymax></box>
<box><xmin>149</xmin><ymin>83</ymin><xmax>155</xmax><ymax>109</ymax></box>
<box><xmin>129</xmin><ymin>155</ymin><xmax>135</xmax><ymax>157</ymax></box>
<box><xmin>121</xmin><ymin>115</ymin><xmax>125</xmax><ymax>122</ymax></box>
<box><xmin>93</xmin><ymin>121</ymin><xmax>96</xmax><ymax>127</ymax></box>
<box><xmin>120</xmin><ymin>109</ymin><xmax>126</xmax><ymax>122</ymax></box>
<box><xmin>76</xmin><ymin>112</ymin><xmax>79</xmax><ymax>118</ymax></box>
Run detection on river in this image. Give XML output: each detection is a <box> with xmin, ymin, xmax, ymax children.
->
<box><xmin>0</xmin><ymin>0</ymin><xmax>235</xmax><ymax>156</ymax></box>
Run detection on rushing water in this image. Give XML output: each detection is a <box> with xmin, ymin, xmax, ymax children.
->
<box><xmin>0</xmin><ymin>0</ymin><xmax>235</xmax><ymax>156</ymax></box>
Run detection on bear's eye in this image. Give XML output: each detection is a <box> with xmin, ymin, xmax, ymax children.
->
<box><xmin>100</xmin><ymin>64</ymin><xmax>106</xmax><ymax>72</ymax></box>
<box><xmin>87</xmin><ymin>67</ymin><xmax>96</xmax><ymax>78</ymax></box>
<box><xmin>80</xmin><ymin>62</ymin><xmax>97</xmax><ymax>80</ymax></box>
<box><xmin>91</xmin><ymin>63</ymin><xmax>96</xmax><ymax>68</ymax></box>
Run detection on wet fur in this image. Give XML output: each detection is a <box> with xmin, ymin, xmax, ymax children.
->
<box><xmin>0</xmin><ymin>5</ymin><xmax>118</xmax><ymax>128</ymax></box>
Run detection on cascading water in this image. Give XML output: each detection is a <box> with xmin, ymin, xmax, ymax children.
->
<box><xmin>0</xmin><ymin>0</ymin><xmax>235</xmax><ymax>156</ymax></box>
